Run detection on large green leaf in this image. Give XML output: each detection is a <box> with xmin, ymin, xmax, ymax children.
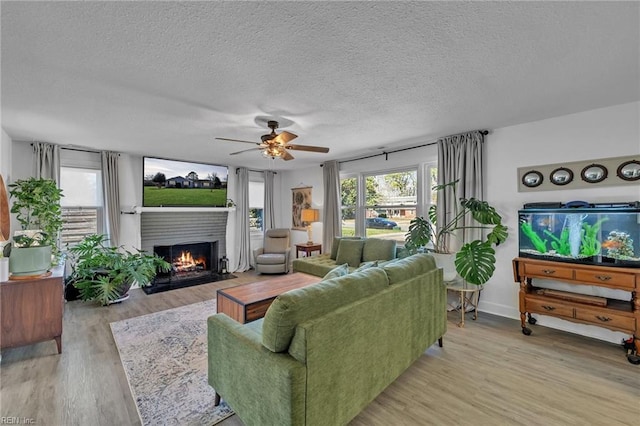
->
<box><xmin>455</xmin><ymin>240</ymin><xmax>496</xmax><ymax>285</ymax></box>
<box><xmin>487</xmin><ymin>223</ymin><xmax>509</xmax><ymax>246</ymax></box>
<box><xmin>404</xmin><ymin>216</ymin><xmax>434</xmax><ymax>251</ymax></box>
<box><xmin>460</xmin><ymin>198</ymin><xmax>502</xmax><ymax>225</ymax></box>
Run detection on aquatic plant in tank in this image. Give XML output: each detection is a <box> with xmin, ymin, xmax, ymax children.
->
<box><xmin>518</xmin><ymin>202</ymin><xmax>640</xmax><ymax>267</ymax></box>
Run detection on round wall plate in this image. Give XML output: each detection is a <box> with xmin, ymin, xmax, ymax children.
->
<box><xmin>550</xmin><ymin>167</ymin><xmax>574</xmax><ymax>186</ymax></box>
<box><xmin>617</xmin><ymin>159</ymin><xmax>640</xmax><ymax>181</ymax></box>
<box><xmin>580</xmin><ymin>163</ymin><xmax>608</xmax><ymax>183</ymax></box>
<box><xmin>522</xmin><ymin>170</ymin><xmax>543</xmax><ymax>188</ymax></box>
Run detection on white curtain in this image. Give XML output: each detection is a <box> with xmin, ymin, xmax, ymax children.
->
<box><xmin>437</xmin><ymin>130</ymin><xmax>485</xmax><ymax>252</ymax></box>
<box><xmin>32</xmin><ymin>142</ymin><xmax>60</xmax><ymax>184</ymax></box>
<box><xmin>101</xmin><ymin>151</ymin><xmax>120</xmax><ymax>246</ymax></box>
<box><xmin>234</xmin><ymin>167</ymin><xmax>251</xmax><ymax>272</ymax></box>
<box><xmin>322</xmin><ymin>160</ymin><xmax>341</xmax><ymax>253</ymax></box>
<box><xmin>263</xmin><ymin>170</ymin><xmax>276</xmax><ymax>231</ymax></box>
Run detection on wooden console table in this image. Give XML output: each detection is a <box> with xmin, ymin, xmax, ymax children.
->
<box><xmin>0</xmin><ymin>265</ymin><xmax>65</xmax><ymax>354</ymax></box>
<box><xmin>512</xmin><ymin>257</ymin><xmax>639</xmax><ymax>347</ymax></box>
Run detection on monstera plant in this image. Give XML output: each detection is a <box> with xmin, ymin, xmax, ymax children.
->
<box><xmin>405</xmin><ymin>180</ymin><xmax>508</xmax><ymax>285</ymax></box>
<box><xmin>67</xmin><ymin>234</ymin><xmax>171</xmax><ymax>305</ymax></box>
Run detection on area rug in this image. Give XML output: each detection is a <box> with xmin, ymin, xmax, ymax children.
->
<box><xmin>110</xmin><ymin>299</ymin><xmax>235</xmax><ymax>426</ymax></box>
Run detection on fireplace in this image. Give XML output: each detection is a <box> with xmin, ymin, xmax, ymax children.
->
<box><xmin>143</xmin><ymin>241</ymin><xmax>226</xmax><ymax>294</ymax></box>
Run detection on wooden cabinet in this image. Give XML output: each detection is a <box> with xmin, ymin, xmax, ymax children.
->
<box><xmin>0</xmin><ymin>266</ymin><xmax>64</xmax><ymax>353</ymax></box>
<box><xmin>512</xmin><ymin>257</ymin><xmax>639</xmax><ymax>340</ymax></box>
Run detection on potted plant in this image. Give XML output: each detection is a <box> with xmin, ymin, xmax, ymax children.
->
<box><xmin>8</xmin><ymin>177</ymin><xmax>63</xmax><ymax>276</ymax></box>
<box><xmin>67</xmin><ymin>234</ymin><xmax>171</xmax><ymax>305</ymax></box>
<box><xmin>404</xmin><ymin>180</ymin><xmax>508</xmax><ymax>285</ymax></box>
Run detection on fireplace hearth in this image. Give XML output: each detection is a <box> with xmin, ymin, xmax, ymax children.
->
<box><xmin>143</xmin><ymin>241</ymin><xmax>234</xmax><ymax>294</ymax></box>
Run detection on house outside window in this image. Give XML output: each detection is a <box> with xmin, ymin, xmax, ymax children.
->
<box><xmin>364</xmin><ymin>169</ymin><xmax>417</xmax><ymax>242</ymax></box>
<box><xmin>339</xmin><ymin>163</ymin><xmax>437</xmax><ymax>245</ymax></box>
<box><xmin>60</xmin><ymin>167</ymin><xmax>104</xmax><ymax>246</ymax></box>
<box><xmin>249</xmin><ymin>180</ymin><xmax>264</xmax><ymax>232</ymax></box>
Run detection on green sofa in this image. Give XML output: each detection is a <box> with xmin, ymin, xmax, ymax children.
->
<box><xmin>208</xmin><ymin>253</ymin><xmax>446</xmax><ymax>425</ymax></box>
<box><xmin>292</xmin><ymin>237</ymin><xmax>398</xmax><ymax>277</ymax></box>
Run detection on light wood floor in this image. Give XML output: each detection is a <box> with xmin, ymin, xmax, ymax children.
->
<box><xmin>1</xmin><ymin>272</ymin><xmax>637</xmax><ymax>426</ymax></box>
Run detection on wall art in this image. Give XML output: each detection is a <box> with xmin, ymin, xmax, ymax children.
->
<box><xmin>517</xmin><ymin>155</ymin><xmax>639</xmax><ymax>192</ymax></box>
<box><xmin>291</xmin><ymin>186</ymin><xmax>312</xmax><ymax>230</ymax></box>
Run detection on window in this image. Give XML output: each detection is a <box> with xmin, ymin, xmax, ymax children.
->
<box><xmin>249</xmin><ymin>180</ymin><xmax>264</xmax><ymax>232</ymax></box>
<box><xmin>364</xmin><ymin>169</ymin><xmax>417</xmax><ymax>242</ymax></box>
<box><xmin>340</xmin><ymin>177</ymin><xmax>357</xmax><ymax>236</ymax></box>
<box><xmin>60</xmin><ymin>167</ymin><xmax>104</xmax><ymax>246</ymax></box>
<box><xmin>339</xmin><ymin>163</ymin><xmax>437</xmax><ymax>245</ymax></box>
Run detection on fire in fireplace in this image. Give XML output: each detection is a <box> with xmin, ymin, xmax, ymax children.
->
<box><xmin>143</xmin><ymin>241</ymin><xmax>223</xmax><ymax>294</ymax></box>
<box><xmin>173</xmin><ymin>250</ymin><xmax>207</xmax><ymax>273</ymax></box>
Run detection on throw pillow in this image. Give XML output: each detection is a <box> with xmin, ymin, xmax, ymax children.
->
<box><xmin>362</xmin><ymin>238</ymin><xmax>397</xmax><ymax>262</ymax></box>
<box><xmin>323</xmin><ymin>263</ymin><xmax>350</xmax><ymax>280</ymax></box>
<box><xmin>354</xmin><ymin>260</ymin><xmax>378</xmax><ymax>272</ymax></box>
<box><xmin>335</xmin><ymin>239</ymin><xmax>365</xmax><ymax>268</ymax></box>
<box><xmin>330</xmin><ymin>236</ymin><xmax>362</xmax><ymax>260</ymax></box>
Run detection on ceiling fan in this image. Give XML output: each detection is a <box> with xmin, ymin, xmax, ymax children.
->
<box><xmin>216</xmin><ymin>120</ymin><xmax>329</xmax><ymax>161</ymax></box>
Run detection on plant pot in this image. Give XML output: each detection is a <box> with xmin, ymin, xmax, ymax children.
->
<box><xmin>431</xmin><ymin>252</ymin><xmax>458</xmax><ymax>282</ymax></box>
<box><xmin>0</xmin><ymin>257</ymin><xmax>9</xmax><ymax>282</ymax></box>
<box><xmin>9</xmin><ymin>245</ymin><xmax>52</xmax><ymax>276</ymax></box>
<box><xmin>108</xmin><ymin>280</ymin><xmax>133</xmax><ymax>305</ymax></box>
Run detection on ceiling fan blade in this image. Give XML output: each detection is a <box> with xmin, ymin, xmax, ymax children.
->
<box><xmin>284</xmin><ymin>144</ymin><xmax>330</xmax><ymax>153</ymax></box>
<box><xmin>230</xmin><ymin>148</ymin><xmax>263</xmax><ymax>156</ymax></box>
<box><xmin>281</xmin><ymin>150</ymin><xmax>295</xmax><ymax>161</ymax></box>
<box><xmin>272</xmin><ymin>131</ymin><xmax>297</xmax><ymax>145</ymax></box>
<box><xmin>216</xmin><ymin>137</ymin><xmax>260</xmax><ymax>145</ymax></box>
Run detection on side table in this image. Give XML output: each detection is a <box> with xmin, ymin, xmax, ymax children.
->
<box><xmin>295</xmin><ymin>243</ymin><xmax>322</xmax><ymax>258</ymax></box>
<box><xmin>446</xmin><ymin>278</ymin><xmax>483</xmax><ymax>327</ymax></box>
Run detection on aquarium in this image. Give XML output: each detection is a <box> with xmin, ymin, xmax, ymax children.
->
<box><xmin>518</xmin><ymin>202</ymin><xmax>640</xmax><ymax>267</ymax></box>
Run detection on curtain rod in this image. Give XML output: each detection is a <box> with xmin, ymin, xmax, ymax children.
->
<box><xmin>31</xmin><ymin>143</ymin><xmax>106</xmax><ymax>155</ymax></box>
<box><xmin>235</xmin><ymin>168</ymin><xmax>277</xmax><ymax>174</ymax></box>
<box><xmin>323</xmin><ymin>129</ymin><xmax>488</xmax><ymax>166</ymax></box>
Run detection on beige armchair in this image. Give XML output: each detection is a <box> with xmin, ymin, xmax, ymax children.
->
<box><xmin>253</xmin><ymin>228</ymin><xmax>291</xmax><ymax>274</ymax></box>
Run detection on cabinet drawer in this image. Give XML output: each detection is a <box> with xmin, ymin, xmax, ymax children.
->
<box><xmin>574</xmin><ymin>307</ymin><xmax>635</xmax><ymax>332</ymax></box>
<box><xmin>526</xmin><ymin>298</ymin><xmax>574</xmax><ymax>318</ymax></box>
<box><xmin>574</xmin><ymin>270</ymin><xmax>636</xmax><ymax>289</ymax></box>
<box><xmin>523</xmin><ymin>264</ymin><xmax>574</xmax><ymax>280</ymax></box>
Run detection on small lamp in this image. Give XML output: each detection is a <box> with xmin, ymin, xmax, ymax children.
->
<box><xmin>301</xmin><ymin>208</ymin><xmax>319</xmax><ymax>245</ymax></box>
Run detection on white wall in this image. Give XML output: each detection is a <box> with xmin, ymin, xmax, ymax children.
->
<box><xmin>280</xmin><ymin>167</ymin><xmax>325</xmax><ymax>250</ymax></box>
<box><xmin>484</xmin><ymin>101</ymin><xmax>640</xmax><ymax>343</ymax></box>
<box><xmin>0</xmin><ymin>129</ymin><xmax>13</xmax><ymax>182</ymax></box>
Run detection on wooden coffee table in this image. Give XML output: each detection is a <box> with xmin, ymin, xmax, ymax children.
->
<box><xmin>216</xmin><ymin>273</ymin><xmax>321</xmax><ymax>323</ymax></box>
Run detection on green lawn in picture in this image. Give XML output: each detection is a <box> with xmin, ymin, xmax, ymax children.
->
<box><xmin>143</xmin><ymin>187</ymin><xmax>227</xmax><ymax>207</ymax></box>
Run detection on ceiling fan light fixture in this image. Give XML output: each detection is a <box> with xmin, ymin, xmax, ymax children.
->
<box><xmin>262</xmin><ymin>145</ymin><xmax>284</xmax><ymax>158</ymax></box>
<box><xmin>217</xmin><ymin>119</ymin><xmax>328</xmax><ymax>161</ymax></box>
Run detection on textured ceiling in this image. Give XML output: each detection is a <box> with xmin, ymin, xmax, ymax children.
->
<box><xmin>2</xmin><ymin>1</ymin><xmax>639</xmax><ymax>171</ymax></box>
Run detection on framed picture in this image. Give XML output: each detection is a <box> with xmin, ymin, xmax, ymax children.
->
<box><xmin>292</xmin><ymin>186</ymin><xmax>312</xmax><ymax>230</ymax></box>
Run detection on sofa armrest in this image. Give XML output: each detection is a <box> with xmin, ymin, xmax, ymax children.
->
<box><xmin>207</xmin><ymin>314</ymin><xmax>306</xmax><ymax>425</ymax></box>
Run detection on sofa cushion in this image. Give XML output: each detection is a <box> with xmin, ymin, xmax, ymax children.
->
<box><xmin>323</xmin><ymin>263</ymin><xmax>350</xmax><ymax>280</ymax></box>
<box><xmin>330</xmin><ymin>236</ymin><xmax>362</xmax><ymax>260</ymax></box>
<box><xmin>256</xmin><ymin>253</ymin><xmax>286</xmax><ymax>265</ymax></box>
<box><xmin>336</xmin><ymin>239</ymin><xmax>365</xmax><ymax>267</ymax></box>
<box><xmin>382</xmin><ymin>253</ymin><xmax>437</xmax><ymax>285</ymax></box>
<box><xmin>354</xmin><ymin>260</ymin><xmax>378</xmax><ymax>272</ymax></box>
<box><xmin>362</xmin><ymin>238</ymin><xmax>397</xmax><ymax>262</ymax></box>
<box><xmin>292</xmin><ymin>253</ymin><xmax>343</xmax><ymax>277</ymax></box>
<box><xmin>262</xmin><ymin>267</ymin><xmax>389</xmax><ymax>353</ymax></box>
